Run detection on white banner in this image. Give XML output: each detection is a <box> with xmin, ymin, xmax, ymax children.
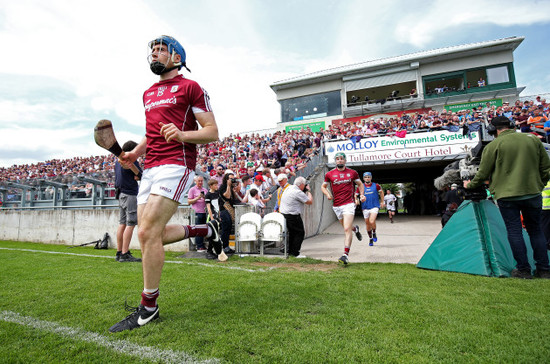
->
<box><xmin>325</xmin><ymin>130</ymin><xmax>479</xmax><ymax>163</ymax></box>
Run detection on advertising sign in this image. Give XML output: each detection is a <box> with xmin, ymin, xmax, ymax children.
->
<box><xmin>325</xmin><ymin>130</ymin><xmax>479</xmax><ymax>164</ymax></box>
<box><xmin>285</xmin><ymin>121</ymin><xmax>325</xmax><ymax>133</ymax></box>
<box><xmin>446</xmin><ymin>98</ymin><xmax>502</xmax><ymax>113</ymax></box>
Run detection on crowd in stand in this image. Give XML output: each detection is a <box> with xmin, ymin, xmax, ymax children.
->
<box><xmin>324</xmin><ymin>96</ymin><xmax>549</xmax><ymax>140</ymax></box>
<box><xmin>1</xmin><ymin>96</ymin><xmax>548</xmax><ymax>194</ymax></box>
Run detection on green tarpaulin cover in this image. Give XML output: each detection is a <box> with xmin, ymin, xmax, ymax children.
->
<box><xmin>417</xmin><ymin>200</ymin><xmax>548</xmax><ymax>277</ymax></box>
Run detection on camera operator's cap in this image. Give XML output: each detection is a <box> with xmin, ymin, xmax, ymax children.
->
<box><xmin>277</xmin><ymin>173</ymin><xmax>288</xmax><ymax>181</ymax></box>
<box><xmin>490</xmin><ymin>116</ymin><xmax>513</xmax><ymax>128</ymax></box>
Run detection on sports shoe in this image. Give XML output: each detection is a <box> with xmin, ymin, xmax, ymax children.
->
<box><xmin>115</xmin><ymin>251</ymin><xmax>121</xmax><ymax>262</ymax></box>
<box><xmin>196</xmin><ymin>248</ymin><xmax>207</xmax><ymax>253</ymax></box>
<box><xmin>372</xmin><ymin>232</ymin><xmax>377</xmax><ymax>243</ymax></box>
<box><xmin>369</xmin><ymin>238</ymin><xmax>374</xmax><ymax>247</ymax></box>
<box><xmin>534</xmin><ymin>270</ymin><xmax>550</xmax><ymax>279</ymax></box>
<box><xmin>338</xmin><ymin>254</ymin><xmax>349</xmax><ymax>265</ymax></box>
<box><xmin>510</xmin><ymin>269</ymin><xmax>533</xmax><ymax>279</ymax></box>
<box><xmin>224</xmin><ymin>246</ymin><xmax>236</xmax><ymax>255</ymax></box>
<box><xmin>109</xmin><ymin>304</ymin><xmax>159</xmax><ymax>333</ymax></box>
<box><xmin>207</xmin><ymin>220</ymin><xmax>222</xmax><ymax>254</ymax></box>
<box><xmin>354</xmin><ymin>225</ymin><xmax>362</xmax><ymax>241</ymax></box>
<box><xmin>118</xmin><ymin>251</ymin><xmax>142</xmax><ymax>263</ymax></box>
<box><xmin>206</xmin><ymin>251</ymin><xmax>218</xmax><ymax>260</ymax></box>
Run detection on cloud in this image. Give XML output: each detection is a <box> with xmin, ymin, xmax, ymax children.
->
<box><xmin>394</xmin><ymin>0</ymin><xmax>550</xmax><ymax>48</ymax></box>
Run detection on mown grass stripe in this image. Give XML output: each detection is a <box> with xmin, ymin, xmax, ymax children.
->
<box><xmin>1</xmin><ymin>310</ymin><xmax>219</xmax><ymax>364</ymax></box>
<box><xmin>0</xmin><ymin>247</ymin><xmax>275</xmax><ymax>272</ymax></box>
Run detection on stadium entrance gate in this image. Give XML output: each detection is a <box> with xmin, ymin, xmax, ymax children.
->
<box><xmin>324</xmin><ymin>129</ymin><xmax>482</xmax><ymax>215</ymax></box>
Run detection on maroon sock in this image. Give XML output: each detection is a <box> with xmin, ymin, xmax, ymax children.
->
<box><xmin>367</xmin><ymin>230</ymin><xmax>373</xmax><ymax>238</ymax></box>
<box><xmin>141</xmin><ymin>289</ymin><xmax>159</xmax><ymax>309</ymax></box>
<box><xmin>182</xmin><ymin>225</ymin><xmax>209</xmax><ymax>238</ymax></box>
<box><xmin>344</xmin><ymin>247</ymin><xmax>350</xmax><ymax>255</ymax></box>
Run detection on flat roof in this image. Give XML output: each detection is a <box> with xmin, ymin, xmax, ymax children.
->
<box><xmin>271</xmin><ymin>36</ymin><xmax>524</xmax><ymax>91</ymax></box>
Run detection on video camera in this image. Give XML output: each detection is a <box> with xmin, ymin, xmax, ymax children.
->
<box><xmin>462</xmin><ymin>185</ymin><xmax>489</xmax><ymax>202</ymax></box>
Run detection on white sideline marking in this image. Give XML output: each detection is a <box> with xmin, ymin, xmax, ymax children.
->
<box><xmin>0</xmin><ymin>247</ymin><xmax>276</xmax><ymax>273</ymax></box>
<box><xmin>1</xmin><ymin>310</ymin><xmax>219</xmax><ymax>364</ymax></box>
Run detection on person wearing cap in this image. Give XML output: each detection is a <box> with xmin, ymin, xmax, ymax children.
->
<box><xmin>466</xmin><ymin>116</ymin><xmax>550</xmax><ymax>279</ymax></box>
<box><xmin>274</xmin><ymin>173</ymin><xmax>290</xmax><ymax>212</ymax></box>
<box><xmin>445</xmin><ymin>183</ymin><xmax>463</xmax><ymax>209</ymax></box>
<box><xmin>280</xmin><ymin>176</ymin><xmax>313</xmax><ymax>257</ymax></box>
<box><xmin>360</xmin><ymin>172</ymin><xmax>385</xmax><ymax>246</ymax></box>
<box><xmin>322</xmin><ymin>152</ymin><xmax>365</xmax><ymax>265</ymax></box>
<box><xmin>247</xmin><ymin>174</ymin><xmax>272</xmax><ymax>205</ymax></box>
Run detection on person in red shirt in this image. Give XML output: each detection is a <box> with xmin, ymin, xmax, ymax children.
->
<box><xmin>321</xmin><ymin>152</ymin><xmax>365</xmax><ymax>265</ymax></box>
<box><xmin>111</xmin><ymin>35</ymin><xmax>223</xmax><ymax>333</ymax></box>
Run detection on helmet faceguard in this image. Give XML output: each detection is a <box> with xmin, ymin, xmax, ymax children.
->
<box><xmin>147</xmin><ymin>35</ymin><xmax>190</xmax><ymax>75</ymax></box>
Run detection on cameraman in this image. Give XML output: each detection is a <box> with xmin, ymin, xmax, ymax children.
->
<box><xmin>466</xmin><ymin>116</ymin><xmax>550</xmax><ymax>279</ymax></box>
<box><xmin>279</xmin><ymin>176</ymin><xmax>313</xmax><ymax>257</ymax></box>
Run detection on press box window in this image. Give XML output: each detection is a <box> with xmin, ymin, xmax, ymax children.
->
<box><xmin>280</xmin><ymin>90</ymin><xmax>341</xmax><ymax>122</ymax></box>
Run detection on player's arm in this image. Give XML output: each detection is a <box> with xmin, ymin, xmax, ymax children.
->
<box><xmin>355</xmin><ymin>179</ymin><xmax>366</xmax><ymax>202</ymax></box>
<box><xmin>379</xmin><ymin>188</ymin><xmax>386</xmax><ymax>208</ymax></box>
<box><xmin>160</xmin><ymin>111</ymin><xmax>219</xmax><ymax>144</ymax></box>
<box><xmin>321</xmin><ymin>181</ymin><xmax>332</xmax><ymax>200</ymax></box>
<box><xmin>119</xmin><ymin>136</ymin><xmax>147</xmax><ymax>168</ymax></box>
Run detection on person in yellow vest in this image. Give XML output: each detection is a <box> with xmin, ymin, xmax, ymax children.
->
<box><xmin>274</xmin><ymin>173</ymin><xmax>290</xmax><ymax>212</ymax></box>
<box><xmin>542</xmin><ymin>180</ymin><xmax>550</xmax><ymax>250</ymax></box>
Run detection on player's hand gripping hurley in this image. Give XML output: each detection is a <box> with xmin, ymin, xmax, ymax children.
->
<box><xmin>94</xmin><ymin>119</ymin><xmax>140</xmax><ymax>175</ymax></box>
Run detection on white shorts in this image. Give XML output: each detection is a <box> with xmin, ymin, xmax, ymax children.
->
<box><xmin>362</xmin><ymin>207</ymin><xmax>379</xmax><ymax>219</ymax></box>
<box><xmin>137</xmin><ymin>165</ymin><xmax>194</xmax><ymax>205</ymax></box>
<box><xmin>332</xmin><ymin>202</ymin><xmax>356</xmax><ymax>220</ymax></box>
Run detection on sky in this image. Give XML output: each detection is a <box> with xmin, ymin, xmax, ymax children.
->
<box><xmin>1</xmin><ymin>0</ymin><xmax>550</xmax><ymax>168</ymax></box>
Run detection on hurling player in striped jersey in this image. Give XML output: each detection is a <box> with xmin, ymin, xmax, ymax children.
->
<box><xmin>110</xmin><ymin>35</ymin><xmax>223</xmax><ymax>333</ymax></box>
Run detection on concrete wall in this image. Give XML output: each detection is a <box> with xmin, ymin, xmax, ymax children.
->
<box><xmin>1</xmin><ymin>165</ymin><xmax>336</xmax><ymax>250</ymax></box>
<box><xmin>302</xmin><ymin>163</ymin><xmax>337</xmax><ymax>238</ymax></box>
<box><xmin>0</xmin><ymin>208</ymin><xmax>193</xmax><ymax>252</ymax></box>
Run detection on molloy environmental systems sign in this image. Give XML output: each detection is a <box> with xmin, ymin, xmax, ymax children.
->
<box><xmin>324</xmin><ymin>130</ymin><xmax>479</xmax><ymax>164</ymax></box>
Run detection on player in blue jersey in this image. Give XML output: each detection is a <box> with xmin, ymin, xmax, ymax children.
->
<box><xmin>360</xmin><ymin>172</ymin><xmax>385</xmax><ymax>246</ymax></box>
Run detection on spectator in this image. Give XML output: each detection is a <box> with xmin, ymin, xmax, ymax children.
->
<box><xmin>187</xmin><ymin>176</ymin><xmax>209</xmax><ymax>252</ymax></box>
<box><xmin>114</xmin><ymin>141</ymin><xmax>142</xmax><ymax>263</ymax></box>
<box><xmin>279</xmin><ymin>176</ymin><xmax>313</xmax><ymax>257</ymax></box>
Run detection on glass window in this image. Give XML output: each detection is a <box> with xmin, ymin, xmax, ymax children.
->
<box><xmin>280</xmin><ymin>90</ymin><xmax>341</xmax><ymax>122</ymax></box>
<box><xmin>486</xmin><ymin>66</ymin><xmax>509</xmax><ymax>84</ymax></box>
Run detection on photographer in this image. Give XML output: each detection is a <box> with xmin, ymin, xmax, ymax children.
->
<box><xmin>279</xmin><ymin>176</ymin><xmax>313</xmax><ymax>257</ymax></box>
<box><xmin>218</xmin><ymin>171</ymin><xmax>239</xmax><ymax>255</ymax></box>
<box><xmin>466</xmin><ymin>116</ymin><xmax>550</xmax><ymax>279</ymax></box>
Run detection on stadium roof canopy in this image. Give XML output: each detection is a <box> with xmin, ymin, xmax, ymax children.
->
<box><xmin>270</xmin><ymin>36</ymin><xmax>524</xmax><ymax>91</ymax></box>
